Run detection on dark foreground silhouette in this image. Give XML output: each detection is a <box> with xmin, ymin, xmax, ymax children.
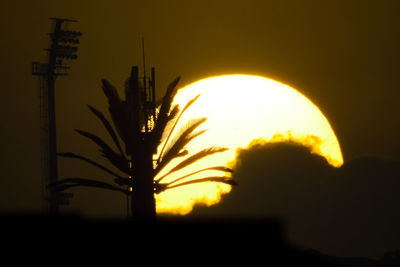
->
<box><xmin>2</xmin><ymin>214</ymin><xmax>399</xmax><ymax>266</ymax></box>
<box><xmin>191</xmin><ymin>142</ymin><xmax>400</xmax><ymax>259</ymax></box>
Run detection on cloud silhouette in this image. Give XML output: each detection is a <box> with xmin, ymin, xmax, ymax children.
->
<box><xmin>189</xmin><ymin>142</ymin><xmax>400</xmax><ymax>259</ymax></box>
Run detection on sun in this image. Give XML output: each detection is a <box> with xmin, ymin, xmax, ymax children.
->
<box><xmin>155</xmin><ymin>74</ymin><xmax>343</xmax><ymax>215</ymax></box>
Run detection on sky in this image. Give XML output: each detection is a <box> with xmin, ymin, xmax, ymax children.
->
<box><xmin>1</xmin><ymin>0</ymin><xmax>400</xmax><ymax>258</ymax></box>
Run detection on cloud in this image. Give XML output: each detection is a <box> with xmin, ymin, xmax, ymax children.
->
<box><xmin>188</xmin><ymin>142</ymin><xmax>400</xmax><ymax>259</ymax></box>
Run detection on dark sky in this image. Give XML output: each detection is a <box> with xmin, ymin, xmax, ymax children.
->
<box><xmin>1</xmin><ymin>0</ymin><xmax>400</xmax><ymax>258</ymax></box>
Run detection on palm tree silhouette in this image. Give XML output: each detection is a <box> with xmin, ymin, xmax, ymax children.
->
<box><xmin>49</xmin><ymin>67</ymin><xmax>236</xmax><ymax>221</ymax></box>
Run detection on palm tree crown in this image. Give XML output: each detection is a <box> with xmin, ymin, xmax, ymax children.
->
<box><xmin>49</xmin><ymin>69</ymin><xmax>236</xmax><ymax>218</ymax></box>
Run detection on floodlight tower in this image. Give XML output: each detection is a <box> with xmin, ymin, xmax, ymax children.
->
<box><xmin>32</xmin><ymin>18</ymin><xmax>82</xmax><ymax>215</ymax></box>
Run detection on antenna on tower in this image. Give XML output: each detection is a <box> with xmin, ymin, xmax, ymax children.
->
<box><xmin>125</xmin><ymin>39</ymin><xmax>157</xmax><ymax>218</ymax></box>
<box><xmin>139</xmin><ymin>37</ymin><xmax>156</xmax><ymax>133</ymax></box>
<box><xmin>142</xmin><ymin>37</ymin><xmax>147</xmax><ymax>85</ymax></box>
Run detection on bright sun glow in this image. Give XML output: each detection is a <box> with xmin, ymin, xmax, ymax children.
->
<box><xmin>155</xmin><ymin>74</ymin><xmax>343</xmax><ymax>215</ymax></box>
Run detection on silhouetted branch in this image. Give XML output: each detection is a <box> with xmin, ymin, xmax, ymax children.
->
<box><xmin>159</xmin><ymin>166</ymin><xmax>234</xmax><ymax>185</ymax></box>
<box><xmin>157</xmin><ymin>94</ymin><xmax>201</xmax><ymax>164</ymax></box>
<box><xmin>57</xmin><ymin>152</ymin><xmax>123</xmax><ymax>179</ymax></box>
<box><xmin>157</xmin><ymin>105</ymin><xmax>180</xmax><ymax>146</ymax></box>
<box><xmin>87</xmin><ymin>105</ymin><xmax>125</xmax><ymax>157</ymax></box>
<box><xmin>151</xmin><ymin>77</ymin><xmax>181</xmax><ymax>152</ymax></box>
<box><xmin>161</xmin><ymin>117</ymin><xmax>206</xmax><ymax>160</ymax></box>
<box><xmin>170</xmin><ymin>147</ymin><xmax>229</xmax><ymax>173</ymax></box>
<box><xmin>156</xmin><ymin>147</ymin><xmax>230</xmax><ymax>182</ymax></box>
<box><xmin>160</xmin><ymin>176</ymin><xmax>237</xmax><ymax>192</ymax></box>
<box><xmin>101</xmin><ymin>79</ymin><xmax>140</xmax><ymax>156</ymax></box>
<box><xmin>154</xmin><ymin>120</ymin><xmax>207</xmax><ymax>178</ymax></box>
<box><xmin>48</xmin><ymin>177</ymin><xmax>130</xmax><ymax>194</ymax></box>
<box><xmin>74</xmin><ymin>129</ymin><xmax>130</xmax><ymax>174</ymax></box>
<box><xmin>75</xmin><ymin>129</ymin><xmax>117</xmax><ymax>155</ymax></box>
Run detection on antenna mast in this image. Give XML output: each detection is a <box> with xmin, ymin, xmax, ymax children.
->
<box><xmin>140</xmin><ymin>37</ymin><xmax>156</xmax><ymax>132</ymax></box>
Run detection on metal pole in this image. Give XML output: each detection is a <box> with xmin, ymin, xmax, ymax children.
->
<box><xmin>46</xmin><ymin>19</ymin><xmax>63</xmax><ymax>215</ymax></box>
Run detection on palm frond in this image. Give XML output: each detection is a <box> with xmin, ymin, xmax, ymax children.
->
<box><xmin>157</xmin><ymin>77</ymin><xmax>181</xmax><ymax>120</ymax></box>
<box><xmin>101</xmin><ymin>79</ymin><xmax>121</xmax><ymax>105</ymax></box>
<box><xmin>154</xmin><ymin>130</ymin><xmax>207</xmax><ymax>178</ymax></box>
<box><xmin>74</xmin><ymin>129</ymin><xmax>130</xmax><ymax>174</ymax></box>
<box><xmin>87</xmin><ymin>105</ymin><xmax>124</xmax><ymax>157</ymax></box>
<box><xmin>163</xmin><ymin>128</ymin><xmax>207</xmax><ymax>163</ymax></box>
<box><xmin>171</xmin><ymin>147</ymin><xmax>228</xmax><ymax>174</ymax></box>
<box><xmin>75</xmin><ymin>129</ymin><xmax>114</xmax><ymax>154</ymax></box>
<box><xmin>99</xmin><ymin>153</ymin><xmax>130</xmax><ymax>175</ymax></box>
<box><xmin>100</xmin><ymin>79</ymin><xmax>125</xmax><ymax>138</ymax></box>
<box><xmin>154</xmin><ymin>118</ymin><xmax>207</xmax><ymax>177</ymax></box>
<box><xmin>151</xmin><ymin>77</ymin><xmax>181</xmax><ymax>151</ymax></box>
<box><xmin>160</xmin><ymin>117</ymin><xmax>206</xmax><ymax>161</ymax></box>
<box><xmin>176</xmin><ymin>149</ymin><xmax>189</xmax><ymax>158</ymax></box>
<box><xmin>58</xmin><ymin>152</ymin><xmax>124</xmax><ymax>178</ymax></box>
<box><xmin>158</xmin><ymin>166</ymin><xmax>234</xmax><ymax>185</ymax></box>
<box><xmin>157</xmin><ymin>94</ymin><xmax>201</xmax><ymax>164</ymax></box>
<box><xmin>158</xmin><ymin>104</ymin><xmax>180</xmax><ymax>145</ymax></box>
<box><xmin>159</xmin><ymin>176</ymin><xmax>237</xmax><ymax>192</ymax></box>
<box><xmin>48</xmin><ymin>177</ymin><xmax>130</xmax><ymax>195</ymax></box>
<box><xmin>102</xmin><ymin>79</ymin><xmax>140</xmax><ymax>156</ymax></box>
<box><xmin>157</xmin><ymin>147</ymin><xmax>230</xmax><ymax>182</ymax></box>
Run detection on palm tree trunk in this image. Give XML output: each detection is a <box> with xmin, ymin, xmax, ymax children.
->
<box><xmin>130</xmin><ymin>152</ymin><xmax>156</xmax><ymax>221</ymax></box>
